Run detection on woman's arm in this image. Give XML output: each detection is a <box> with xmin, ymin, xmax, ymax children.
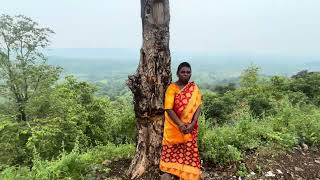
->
<box><xmin>166</xmin><ymin>109</ymin><xmax>188</xmax><ymax>133</ymax></box>
<box><xmin>191</xmin><ymin>106</ymin><xmax>201</xmax><ymax>125</ymax></box>
<box><xmin>185</xmin><ymin>106</ymin><xmax>201</xmax><ymax>133</ymax></box>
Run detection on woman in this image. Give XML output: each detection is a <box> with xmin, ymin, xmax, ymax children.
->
<box><xmin>160</xmin><ymin>62</ymin><xmax>202</xmax><ymax>180</ymax></box>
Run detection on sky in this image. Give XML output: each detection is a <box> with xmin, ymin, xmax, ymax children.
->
<box><xmin>1</xmin><ymin>0</ymin><xmax>320</xmax><ymax>56</ymax></box>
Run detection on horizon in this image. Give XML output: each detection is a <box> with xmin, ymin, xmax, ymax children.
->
<box><xmin>45</xmin><ymin>48</ymin><xmax>320</xmax><ymax>60</ymax></box>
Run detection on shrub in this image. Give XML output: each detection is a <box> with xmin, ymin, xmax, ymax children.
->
<box><xmin>0</xmin><ymin>143</ymin><xmax>135</xmax><ymax>180</ymax></box>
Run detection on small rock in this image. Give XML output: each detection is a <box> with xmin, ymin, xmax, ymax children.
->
<box><xmin>294</xmin><ymin>146</ymin><xmax>302</xmax><ymax>151</ymax></box>
<box><xmin>102</xmin><ymin>160</ymin><xmax>112</xmax><ymax>166</ymax></box>
<box><xmin>247</xmin><ymin>172</ymin><xmax>256</xmax><ymax>177</ymax></box>
<box><xmin>200</xmin><ymin>172</ymin><xmax>209</xmax><ymax>179</ymax></box>
<box><xmin>315</xmin><ymin>160</ymin><xmax>320</xmax><ymax>164</ymax></box>
<box><xmin>276</xmin><ymin>169</ymin><xmax>283</xmax><ymax>174</ymax></box>
<box><xmin>265</xmin><ymin>171</ymin><xmax>276</xmax><ymax>177</ymax></box>
<box><xmin>294</xmin><ymin>167</ymin><xmax>304</xmax><ymax>172</ymax></box>
<box><xmin>160</xmin><ymin>173</ymin><xmax>172</xmax><ymax>180</ymax></box>
<box><xmin>301</xmin><ymin>143</ymin><xmax>308</xmax><ymax>151</ymax></box>
<box><xmin>222</xmin><ymin>172</ymin><xmax>228</xmax><ymax>177</ymax></box>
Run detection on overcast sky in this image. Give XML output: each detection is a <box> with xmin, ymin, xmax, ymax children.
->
<box><xmin>1</xmin><ymin>0</ymin><xmax>319</xmax><ymax>56</ymax></box>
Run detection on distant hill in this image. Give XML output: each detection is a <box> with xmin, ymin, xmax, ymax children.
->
<box><xmin>46</xmin><ymin>48</ymin><xmax>320</xmax><ymax>83</ymax></box>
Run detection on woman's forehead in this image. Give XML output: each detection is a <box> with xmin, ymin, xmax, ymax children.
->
<box><xmin>179</xmin><ymin>66</ymin><xmax>191</xmax><ymax>71</ymax></box>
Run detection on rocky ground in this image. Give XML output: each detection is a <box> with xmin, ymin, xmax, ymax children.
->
<box><xmin>104</xmin><ymin>146</ymin><xmax>320</xmax><ymax>180</ymax></box>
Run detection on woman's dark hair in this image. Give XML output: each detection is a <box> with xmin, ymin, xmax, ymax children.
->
<box><xmin>177</xmin><ymin>62</ymin><xmax>191</xmax><ymax>74</ymax></box>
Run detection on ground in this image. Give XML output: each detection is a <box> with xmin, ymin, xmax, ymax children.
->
<box><xmin>104</xmin><ymin>146</ymin><xmax>320</xmax><ymax>180</ymax></box>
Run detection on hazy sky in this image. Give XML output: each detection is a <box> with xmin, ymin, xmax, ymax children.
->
<box><xmin>1</xmin><ymin>0</ymin><xmax>319</xmax><ymax>56</ymax></box>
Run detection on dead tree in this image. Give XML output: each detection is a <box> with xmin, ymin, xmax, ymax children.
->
<box><xmin>127</xmin><ymin>0</ymin><xmax>171</xmax><ymax>178</ymax></box>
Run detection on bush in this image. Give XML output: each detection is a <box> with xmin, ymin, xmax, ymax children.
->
<box><xmin>1</xmin><ymin>76</ymin><xmax>136</xmax><ymax>169</ymax></box>
<box><xmin>0</xmin><ymin>143</ymin><xmax>135</xmax><ymax>180</ymax></box>
<box><xmin>0</xmin><ymin>118</ymin><xmax>31</xmax><ymax>168</ymax></box>
<box><xmin>200</xmin><ymin>99</ymin><xmax>303</xmax><ymax>164</ymax></box>
<box><xmin>26</xmin><ymin>117</ymin><xmax>88</xmax><ymax>160</ymax></box>
<box><xmin>203</xmin><ymin>92</ymin><xmax>237</xmax><ymax>125</ymax></box>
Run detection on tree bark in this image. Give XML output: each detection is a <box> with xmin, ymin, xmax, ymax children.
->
<box><xmin>17</xmin><ymin>103</ymin><xmax>27</xmax><ymax>121</ymax></box>
<box><xmin>127</xmin><ymin>0</ymin><xmax>171</xmax><ymax>179</ymax></box>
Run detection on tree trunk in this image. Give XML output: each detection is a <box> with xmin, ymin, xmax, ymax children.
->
<box><xmin>127</xmin><ymin>0</ymin><xmax>171</xmax><ymax>179</ymax></box>
<box><xmin>17</xmin><ymin>101</ymin><xmax>27</xmax><ymax>121</ymax></box>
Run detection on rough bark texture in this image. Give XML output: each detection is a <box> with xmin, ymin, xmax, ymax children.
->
<box><xmin>127</xmin><ymin>0</ymin><xmax>171</xmax><ymax>179</ymax></box>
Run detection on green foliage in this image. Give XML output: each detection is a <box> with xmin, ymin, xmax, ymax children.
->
<box><xmin>200</xmin><ymin>74</ymin><xmax>320</xmax><ymax>164</ymax></box>
<box><xmin>240</xmin><ymin>65</ymin><xmax>260</xmax><ymax>88</ymax></box>
<box><xmin>0</xmin><ymin>75</ymin><xmax>136</xmax><ymax>169</ymax></box>
<box><xmin>201</xmin><ymin>66</ymin><xmax>320</xmax><ymax>165</ymax></box>
<box><xmin>0</xmin><ymin>143</ymin><xmax>135</xmax><ymax>180</ymax></box>
<box><xmin>203</xmin><ymin>67</ymin><xmax>320</xmax><ymax>125</ymax></box>
<box><xmin>27</xmin><ymin>76</ymin><xmax>135</xmax><ymax>158</ymax></box>
<box><xmin>270</xmin><ymin>100</ymin><xmax>320</xmax><ymax>146</ymax></box>
<box><xmin>203</xmin><ymin>91</ymin><xmax>237</xmax><ymax>125</ymax></box>
<box><xmin>0</xmin><ymin>14</ymin><xmax>62</xmax><ymax>121</ymax></box>
<box><xmin>213</xmin><ymin>83</ymin><xmax>236</xmax><ymax>94</ymax></box>
<box><xmin>107</xmin><ymin>94</ymin><xmax>136</xmax><ymax>144</ymax></box>
<box><xmin>236</xmin><ymin>163</ymin><xmax>248</xmax><ymax>177</ymax></box>
<box><xmin>1</xmin><ymin>29</ymin><xmax>320</xmax><ymax>179</ymax></box>
<box><xmin>289</xmin><ymin>71</ymin><xmax>320</xmax><ymax>106</ymax></box>
<box><xmin>0</xmin><ymin>118</ymin><xmax>31</xmax><ymax>168</ymax></box>
<box><xmin>26</xmin><ymin>118</ymin><xmax>87</xmax><ymax>160</ymax></box>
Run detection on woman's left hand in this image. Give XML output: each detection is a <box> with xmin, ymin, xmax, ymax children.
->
<box><xmin>185</xmin><ymin>123</ymin><xmax>194</xmax><ymax>134</ymax></box>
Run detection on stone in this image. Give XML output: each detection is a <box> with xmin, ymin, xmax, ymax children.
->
<box><xmin>102</xmin><ymin>160</ymin><xmax>112</xmax><ymax>166</ymax></box>
<box><xmin>160</xmin><ymin>173</ymin><xmax>173</xmax><ymax>180</ymax></box>
<box><xmin>276</xmin><ymin>169</ymin><xmax>283</xmax><ymax>174</ymax></box>
<box><xmin>301</xmin><ymin>143</ymin><xmax>308</xmax><ymax>151</ymax></box>
<box><xmin>201</xmin><ymin>172</ymin><xmax>209</xmax><ymax>179</ymax></box>
<box><xmin>265</xmin><ymin>171</ymin><xmax>276</xmax><ymax>177</ymax></box>
<box><xmin>294</xmin><ymin>167</ymin><xmax>304</xmax><ymax>172</ymax></box>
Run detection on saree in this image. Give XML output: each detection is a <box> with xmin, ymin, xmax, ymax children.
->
<box><xmin>160</xmin><ymin>82</ymin><xmax>202</xmax><ymax>180</ymax></box>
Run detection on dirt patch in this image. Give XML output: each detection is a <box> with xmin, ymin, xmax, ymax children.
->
<box><xmin>105</xmin><ymin>147</ymin><xmax>320</xmax><ymax>180</ymax></box>
<box><xmin>107</xmin><ymin>159</ymin><xmax>162</xmax><ymax>180</ymax></box>
<box><xmin>246</xmin><ymin>147</ymin><xmax>320</xmax><ymax>179</ymax></box>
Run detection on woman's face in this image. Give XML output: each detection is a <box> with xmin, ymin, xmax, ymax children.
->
<box><xmin>177</xmin><ymin>66</ymin><xmax>191</xmax><ymax>83</ymax></box>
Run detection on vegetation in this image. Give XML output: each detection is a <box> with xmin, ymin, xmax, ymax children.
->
<box><xmin>0</xmin><ymin>14</ymin><xmax>61</xmax><ymax>121</ymax></box>
<box><xmin>1</xmin><ymin>14</ymin><xmax>320</xmax><ymax>179</ymax></box>
<box><xmin>200</xmin><ymin>67</ymin><xmax>320</xmax><ymax>164</ymax></box>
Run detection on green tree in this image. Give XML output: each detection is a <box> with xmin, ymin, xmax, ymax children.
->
<box><xmin>0</xmin><ymin>14</ymin><xmax>61</xmax><ymax>121</ymax></box>
<box><xmin>240</xmin><ymin>65</ymin><xmax>260</xmax><ymax>88</ymax></box>
<box><xmin>214</xmin><ymin>83</ymin><xmax>236</xmax><ymax>94</ymax></box>
<box><xmin>289</xmin><ymin>70</ymin><xmax>320</xmax><ymax>106</ymax></box>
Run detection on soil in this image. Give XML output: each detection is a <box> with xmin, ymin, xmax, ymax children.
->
<box><xmin>104</xmin><ymin>147</ymin><xmax>320</xmax><ymax>180</ymax></box>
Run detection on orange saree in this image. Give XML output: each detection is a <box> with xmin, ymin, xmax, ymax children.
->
<box><xmin>160</xmin><ymin>82</ymin><xmax>202</xmax><ymax>180</ymax></box>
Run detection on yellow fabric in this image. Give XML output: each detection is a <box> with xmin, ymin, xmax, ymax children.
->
<box><xmin>162</xmin><ymin>83</ymin><xmax>202</xmax><ymax>145</ymax></box>
<box><xmin>160</xmin><ymin>82</ymin><xmax>202</xmax><ymax>180</ymax></box>
<box><xmin>160</xmin><ymin>162</ymin><xmax>200</xmax><ymax>180</ymax></box>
